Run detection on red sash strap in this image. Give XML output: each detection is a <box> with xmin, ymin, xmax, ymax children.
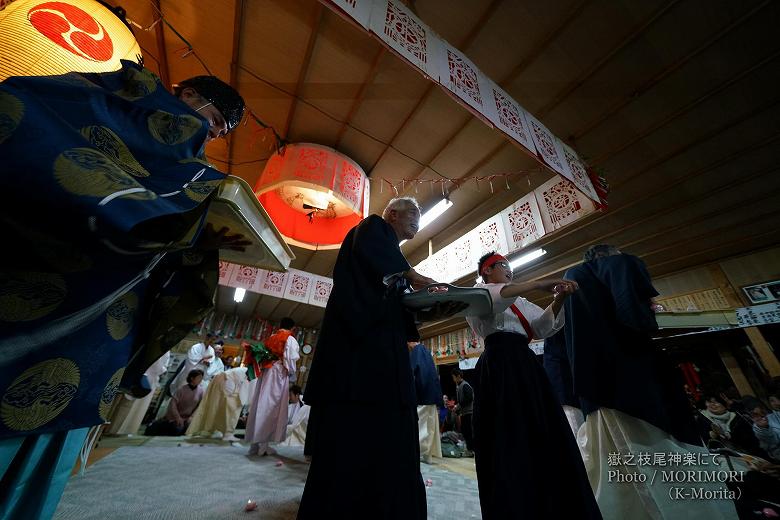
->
<box><xmin>509</xmin><ymin>304</ymin><xmax>534</xmax><ymax>341</ymax></box>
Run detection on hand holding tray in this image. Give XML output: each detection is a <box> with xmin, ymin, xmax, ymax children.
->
<box><xmin>402</xmin><ymin>284</ymin><xmax>493</xmax><ymax>320</ymax></box>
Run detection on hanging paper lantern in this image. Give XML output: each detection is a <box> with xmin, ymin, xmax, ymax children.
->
<box><xmin>255</xmin><ymin>143</ymin><xmax>370</xmax><ymax>250</ymax></box>
<box><xmin>0</xmin><ymin>0</ymin><xmax>142</xmax><ymax>81</ymax></box>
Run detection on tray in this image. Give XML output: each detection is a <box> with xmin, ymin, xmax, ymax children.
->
<box><xmin>206</xmin><ymin>175</ymin><xmax>295</xmax><ymax>271</ymax></box>
<box><xmin>401</xmin><ymin>284</ymin><xmax>493</xmax><ymax>319</ymax></box>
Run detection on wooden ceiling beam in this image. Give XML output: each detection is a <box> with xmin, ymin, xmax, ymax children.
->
<box><xmin>535</xmin><ymin>0</ymin><xmax>682</xmax><ymax>119</ymax></box>
<box><xmin>402</xmin><ymin>1</ymin><xmax>773</xmax><ymax>211</ymax></box>
<box><xmin>498</xmin><ymin>0</ymin><xmax>589</xmax><ymax>88</ymax></box>
<box><xmin>648</xmin><ymin>230</ymin><xmax>780</xmax><ymax>272</ymax></box>
<box><xmin>282</xmin><ymin>2</ymin><xmax>324</xmax><ymax>139</ymax></box>
<box><xmin>590</xmin><ymin>48</ymin><xmax>780</xmax><ymax>166</ymax></box>
<box><xmin>612</xmin><ymin>94</ymin><xmax>780</xmax><ymax>190</ymax></box>
<box><xmin>333</xmin><ymin>47</ymin><xmax>386</xmax><ymax>149</ymax></box>
<box><xmin>517</xmin><ymin>164</ymin><xmax>780</xmax><ymax>277</ymax></box>
<box><xmin>404</xmin><ymin>128</ymin><xmax>780</xmax><ymax>265</ymax></box>
<box><xmin>226</xmin><ymin>0</ymin><xmax>245</xmax><ymax>174</ymax></box>
<box><xmin>575</xmin><ymin>1</ymin><xmax>773</xmax><ymax>143</ymax></box>
<box><xmin>152</xmin><ymin>0</ymin><xmax>170</xmax><ymax>89</ymax></box>
<box><xmin>460</xmin><ymin>166</ymin><xmax>780</xmax><ymax>288</ymax></box>
<box><xmin>363</xmin><ymin>0</ymin><xmax>502</xmax><ymax>175</ymax></box>
<box><xmin>384</xmin><ymin>0</ymin><xmax>588</xmax><ymax>203</ymax></box>
<box><xmin>509</xmin><ymin>131</ymin><xmax>780</xmax><ymax>262</ymax></box>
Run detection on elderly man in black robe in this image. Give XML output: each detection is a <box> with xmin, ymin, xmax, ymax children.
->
<box><xmin>299</xmin><ymin>197</ymin><xmax>445</xmax><ymax>519</ymax></box>
<box><xmin>563</xmin><ymin>245</ymin><xmax>737</xmax><ymax>520</ymax></box>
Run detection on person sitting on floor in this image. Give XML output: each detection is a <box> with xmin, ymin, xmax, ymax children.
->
<box><xmin>696</xmin><ymin>394</ymin><xmax>765</xmax><ymax>457</ymax></box>
<box><xmin>283</xmin><ymin>389</ymin><xmax>310</xmax><ymax>447</ymax></box>
<box><xmin>288</xmin><ymin>385</ymin><xmax>303</xmax><ymax>424</ymax></box>
<box><xmin>751</xmin><ymin>404</ymin><xmax>780</xmax><ymax>462</ymax></box>
<box><xmin>146</xmin><ymin>370</ymin><xmax>205</xmax><ymax>436</ymax></box>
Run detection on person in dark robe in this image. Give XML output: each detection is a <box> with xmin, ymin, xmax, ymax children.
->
<box><xmin>563</xmin><ymin>245</ymin><xmax>738</xmax><ymax>520</ymax></box>
<box><xmin>543</xmin><ymin>329</ymin><xmax>584</xmax><ymax>435</ymax></box>
<box><xmin>409</xmin><ymin>342</ymin><xmax>443</xmax><ymax>464</ymax></box>
<box><xmin>299</xmin><ymin>197</ymin><xmax>449</xmax><ymax>519</ymax></box>
<box><xmin>0</xmin><ymin>62</ymin><xmax>246</xmax><ymax>519</ymax></box>
<box><xmin>465</xmin><ymin>251</ymin><xmax>601</xmax><ymax>520</ymax></box>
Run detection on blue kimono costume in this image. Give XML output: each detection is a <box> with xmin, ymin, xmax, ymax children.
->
<box><xmin>0</xmin><ymin>61</ymin><xmax>224</xmax><ymax>519</ymax></box>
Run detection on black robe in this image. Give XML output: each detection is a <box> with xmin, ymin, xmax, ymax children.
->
<box><xmin>298</xmin><ymin>215</ymin><xmax>425</xmax><ymax>519</ymax></box>
<box><xmin>543</xmin><ymin>329</ymin><xmax>579</xmax><ymax>408</ymax></box>
<box><xmin>563</xmin><ymin>254</ymin><xmax>698</xmax><ymax>443</ymax></box>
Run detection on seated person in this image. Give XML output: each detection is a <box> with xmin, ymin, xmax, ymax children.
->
<box><xmin>769</xmin><ymin>393</ymin><xmax>780</xmax><ymax>412</ymax></box>
<box><xmin>751</xmin><ymin>405</ymin><xmax>780</xmax><ymax>462</ymax></box>
<box><xmin>186</xmin><ymin>367</ymin><xmax>248</xmax><ymax>441</ymax></box>
<box><xmin>696</xmin><ymin>394</ymin><xmax>765</xmax><ymax>457</ymax></box>
<box><xmin>288</xmin><ymin>385</ymin><xmax>303</xmax><ymax>425</ymax></box>
<box><xmin>146</xmin><ymin>370</ymin><xmax>205</xmax><ymax>436</ymax></box>
<box><xmin>283</xmin><ymin>389</ymin><xmax>310</xmax><ymax>447</ymax></box>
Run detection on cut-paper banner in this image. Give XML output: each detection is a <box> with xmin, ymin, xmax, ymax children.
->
<box><xmin>558</xmin><ymin>140</ymin><xmax>600</xmax><ymax>201</ymax></box>
<box><xmin>500</xmin><ymin>192</ymin><xmax>546</xmax><ymax>251</ymax></box>
<box><xmin>257</xmin><ymin>269</ymin><xmax>288</xmax><ymax>297</ymax></box>
<box><xmin>536</xmin><ymin>176</ymin><xmax>595</xmax><ymax>232</ymax></box>
<box><xmin>370</xmin><ymin>0</ymin><xmax>441</xmax><ymax>80</ymax></box>
<box><xmin>309</xmin><ymin>276</ymin><xmax>334</xmax><ymax>307</ymax></box>
<box><xmin>524</xmin><ymin>111</ymin><xmax>567</xmax><ymax>177</ymax></box>
<box><xmin>282</xmin><ymin>268</ymin><xmax>315</xmax><ymax>304</ymax></box>
<box><xmin>328</xmin><ymin>0</ymin><xmax>374</xmax><ymax>29</ymax></box>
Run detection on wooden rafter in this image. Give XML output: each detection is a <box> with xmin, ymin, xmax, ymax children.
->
<box><xmin>152</xmin><ymin>0</ymin><xmax>170</xmax><ymax>89</ymax></box>
<box><xmin>226</xmin><ymin>0</ymin><xmax>245</xmax><ymax>174</ymax></box>
<box><xmin>281</xmin><ymin>2</ymin><xmax>324</xmax><ymax>140</ymax></box>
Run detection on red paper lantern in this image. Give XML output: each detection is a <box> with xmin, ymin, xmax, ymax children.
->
<box><xmin>255</xmin><ymin>143</ymin><xmax>370</xmax><ymax>250</ymax></box>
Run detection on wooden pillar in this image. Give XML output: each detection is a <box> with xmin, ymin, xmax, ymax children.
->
<box><xmin>716</xmin><ymin>345</ymin><xmax>753</xmax><ymax>396</ymax></box>
<box><xmin>743</xmin><ymin>327</ymin><xmax>780</xmax><ymax>376</ymax></box>
<box><xmin>708</xmin><ymin>264</ymin><xmax>780</xmax><ymax>377</ymax></box>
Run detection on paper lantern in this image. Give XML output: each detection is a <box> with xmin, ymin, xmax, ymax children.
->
<box><xmin>0</xmin><ymin>0</ymin><xmax>142</xmax><ymax>81</ymax></box>
<box><xmin>255</xmin><ymin>143</ymin><xmax>370</xmax><ymax>250</ymax></box>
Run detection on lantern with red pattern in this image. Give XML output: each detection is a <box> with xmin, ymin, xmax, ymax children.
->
<box><xmin>0</xmin><ymin>0</ymin><xmax>141</xmax><ymax>81</ymax></box>
<box><xmin>255</xmin><ymin>143</ymin><xmax>370</xmax><ymax>250</ymax></box>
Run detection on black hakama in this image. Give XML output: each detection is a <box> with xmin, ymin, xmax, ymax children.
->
<box><xmin>473</xmin><ymin>331</ymin><xmax>602</xmax><ymax>520</ymax></box>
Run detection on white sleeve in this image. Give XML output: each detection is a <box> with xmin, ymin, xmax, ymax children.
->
<box><xmin>187</xmin><ymin>344</ymin><xmax>203</xmax><ymax>364</ymax></box>
<box><xmin>285</xmin><ymin>337</ymin><xmax>300</xmax><ymax>373</ymax></box>
<box><xmin>477</xmin><ymin>283</ymin><xmax>516</xmax><ymax>314</ymax></box>
<box><xmin>518</xmin><ymin>299</ymin><xmax>564</xmax><ymax>339</ymax></box>
<box><xmin>207</xmin><ymin>357</ymin><xmax>224</xmax><ymax>377</ymax></box>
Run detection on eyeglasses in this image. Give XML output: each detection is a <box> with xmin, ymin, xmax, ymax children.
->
<box><xmin>493</xmin><ymin>262</ymin><xmax>510</xmax><ymax>270</ymax></box>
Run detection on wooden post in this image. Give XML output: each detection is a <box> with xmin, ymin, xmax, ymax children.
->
<box><xmin>743</xmin><ymin>327</ymin><xmax>780</xmax><ymax>376</ymax></box>
<box><xmin>708</xmin><ymin>264</ymin><xmax>780</xmax><ymax>377</ymax></box>
<box><xmin>717</xmin><ymin>345</ymin><xmax>753</xmax><ymax>397</ymax></box>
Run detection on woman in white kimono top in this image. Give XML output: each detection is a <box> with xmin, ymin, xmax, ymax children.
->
<box><xmin>465</xmin><ymin>252</ymin><xmax>601</xmax><ymax>520</ymax></box>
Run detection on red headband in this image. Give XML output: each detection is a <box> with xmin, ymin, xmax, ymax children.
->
<box><xmin>480</xmin><ymin>254</ymin><xmax>508</xmax><ymax>276</ymax></box>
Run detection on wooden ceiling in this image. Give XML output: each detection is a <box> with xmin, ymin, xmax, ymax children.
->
<box><xmin>115</xmin><ymin>0</ymin><xmax>780</xmax><ymax>329</ymax></box>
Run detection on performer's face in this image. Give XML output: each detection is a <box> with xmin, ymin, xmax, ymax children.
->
<box><xmin>484</xmin><ymin>261</ymin><xmax>512</xmax><ymax>283</ymax></box>
<box><xmin>179</xmin><ymin>87</ymin><xmax>229</xmax><ymax>142</ymax></box>
<box><xmin>769</xmin><ymin>396</ymin><xmax>780</xmax><ymax>411</ymax></box>
<box><xmin>390</xmin><ymin>206</ymin><xmax>421</xmax><ymax>240</ymax></box>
